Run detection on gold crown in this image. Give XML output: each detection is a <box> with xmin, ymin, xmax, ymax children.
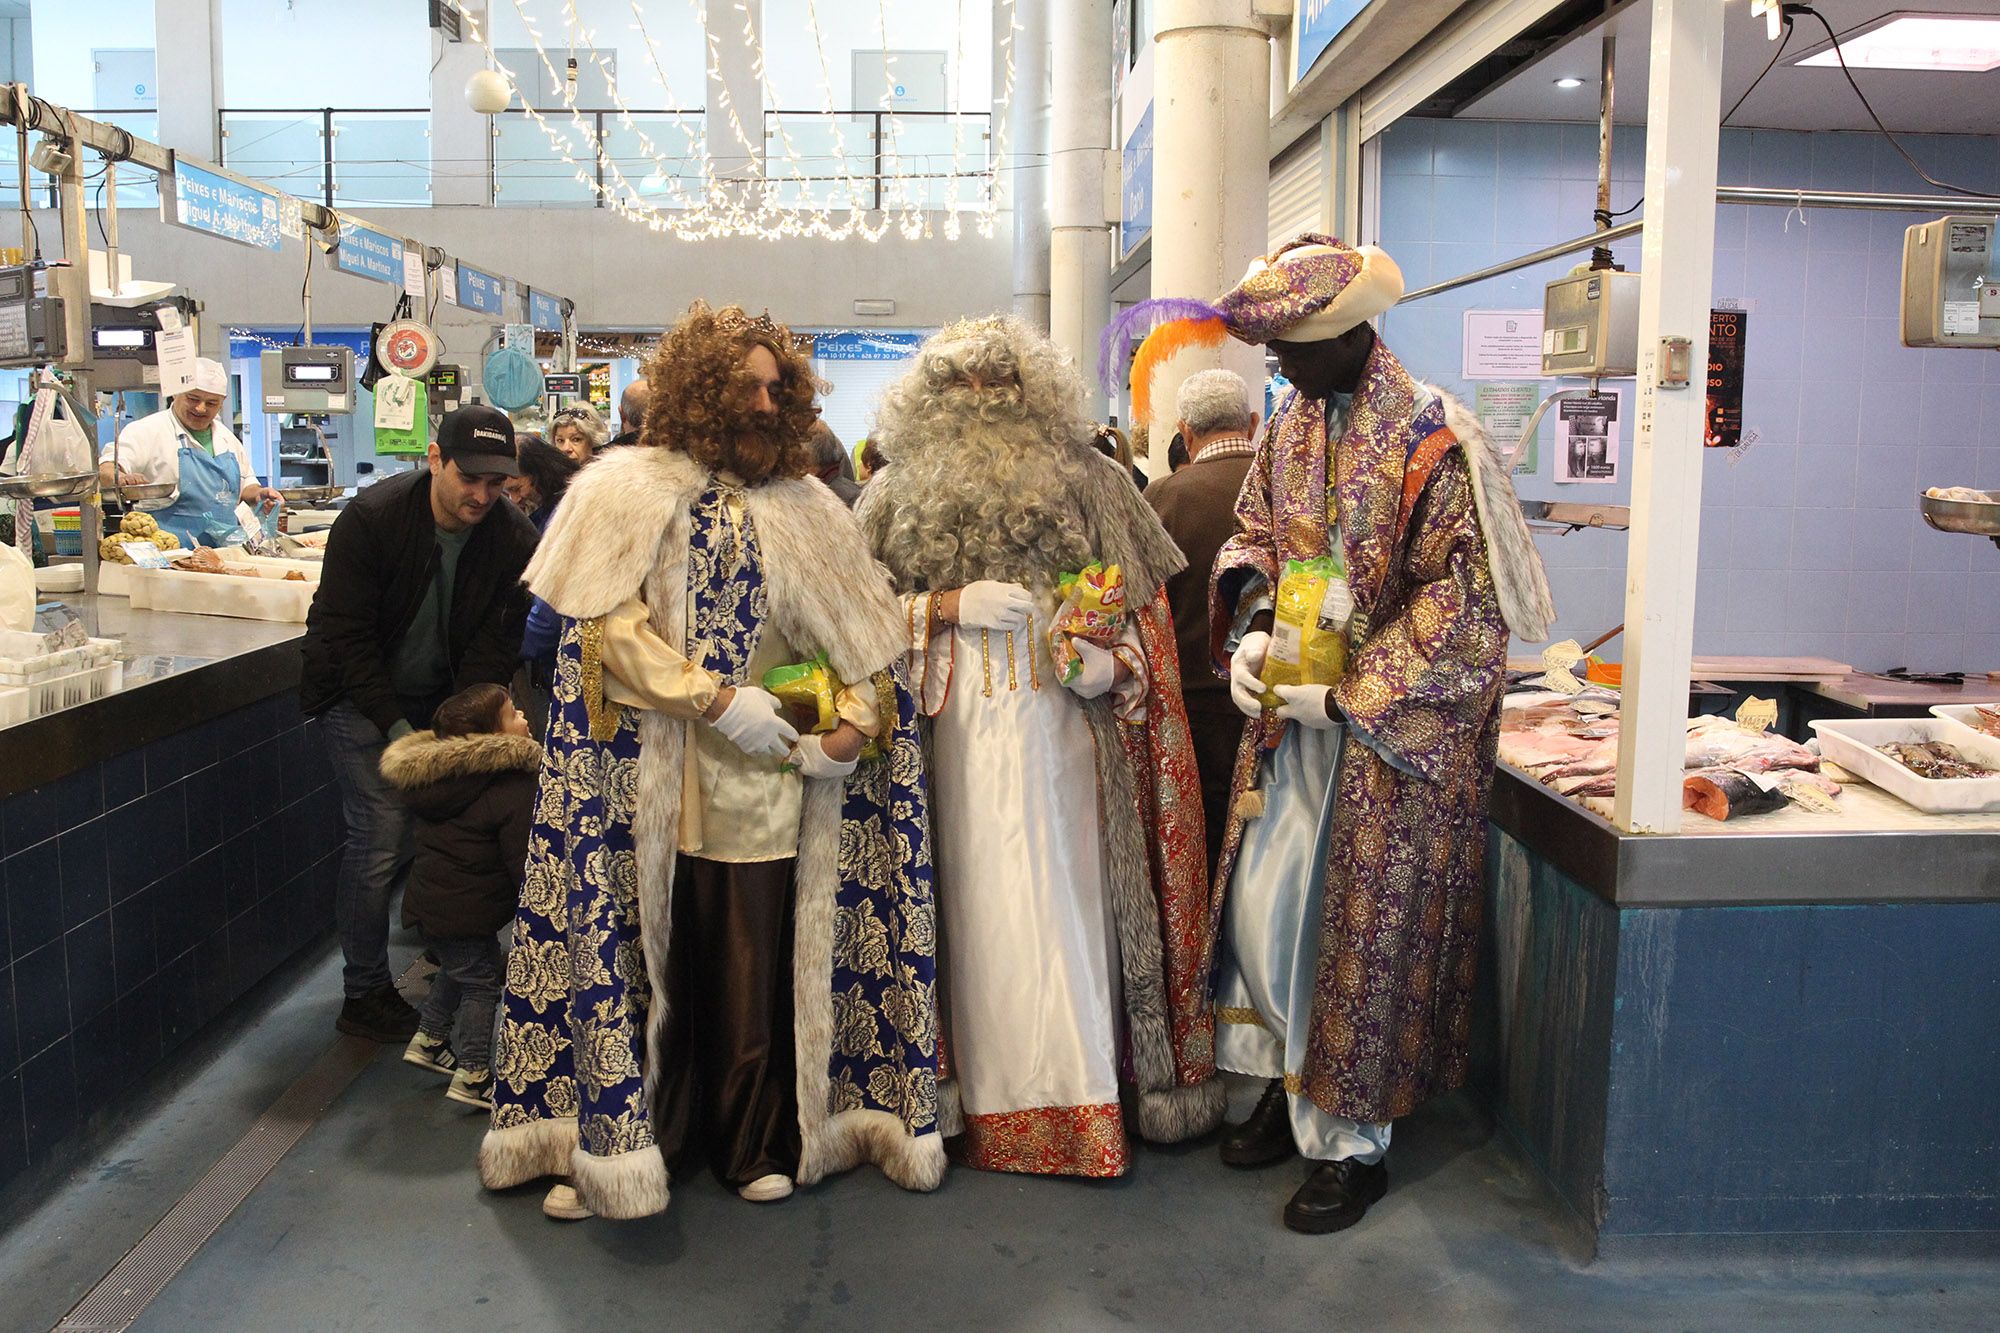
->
<box><xmin>936</xmin><ymin>313</ymin><xmax>1010</xmax><ymax>343</ymax></box>
<box><xmin>713</xmin><ymin>305</ymin><xmax>785</xmax><ymax>338</ymax></box>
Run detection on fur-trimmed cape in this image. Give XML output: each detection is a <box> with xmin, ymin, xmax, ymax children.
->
<box><xmin>480</xmin><ymin>446</ymin><xmax>943</xmax><ymax>1217</ymax></box>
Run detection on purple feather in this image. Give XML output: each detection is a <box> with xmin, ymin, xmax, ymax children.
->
<box><xmin>1097</xmin><ymin>297</ymin><xmax>1225</xmax><ymax>393</ymax></box>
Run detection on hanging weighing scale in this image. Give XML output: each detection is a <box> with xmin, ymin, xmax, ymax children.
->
<box><xmin>482</xmin><ymin>343</ymin><xmax>544</xmax><ymax>412</ymax></box>
<box><xmin>376</xmin><ymin>318</ymin><xmax>441</xmax><ymax>380</ymax></box>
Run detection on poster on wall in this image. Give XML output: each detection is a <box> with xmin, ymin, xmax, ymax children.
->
<box><xmin>1475</xmin><ymin>382</ymin><xmax>1541</xmax><ymax>475</ymax></box>
<box><xmin>1706</xmin><ymin>308</ymin><xmax>1749</xmax><ymax>448</ymax></box>
<box><xmin>1556</xmin><ymin>395</ymin><xmax>1619</xmax><ymax>484</ymax></box>
<box><xmin>1462</xmin><ymin>309</ymin><xmax>1546</xmax><ymax>380</ymax></box>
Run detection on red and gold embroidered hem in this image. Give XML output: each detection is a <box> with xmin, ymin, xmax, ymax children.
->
<box><xmin>958</xmin><ymin>1103</ymin><xmax>1130</xmax><ymax>1178</ymax></box>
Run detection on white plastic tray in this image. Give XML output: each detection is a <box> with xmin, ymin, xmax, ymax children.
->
<box><xmin>0</xmin><ymin>635</ymin><xmax>118</xmax><ymax>686</ymax></box>
<box><xmin>125</xmin><ymin>564</ymin><xmax>318</xmax><ymax>623</ymax></box>
<box><xmin>1808</xmin><ymin>717</ymin><xmax>2000</xmax><ymax>815</ymax></box>
<box><xmin>22</xmin><ymin>659</ymin><xmax>121</xmax><ymax>717</ymax></box>
<box><xmin>1928</xmin><ymin>704</ymin><xmax>2000</xmax><ymax>751</ymax></box>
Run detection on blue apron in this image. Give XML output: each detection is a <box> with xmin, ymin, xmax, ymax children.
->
<box><xmin>153</xmin><ymin>434</ymin><xmax>244</xmax><ymax>548</ymax></box>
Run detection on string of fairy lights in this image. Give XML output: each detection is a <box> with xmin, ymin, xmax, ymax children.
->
<box><xmin>461</xmin><ymin>0</ymin><xmax>1018</xmax><ymax>242</ymax></box>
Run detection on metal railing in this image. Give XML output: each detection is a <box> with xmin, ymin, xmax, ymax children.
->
<box><xmin>208</xmin><ymin>106</ymin><xmax>994</xmax><ymax>211</ymax></box>
<box><xmin>219</xmin><ymin>107</ymin><xmax>432</xmax><ymax>208</ymax></box>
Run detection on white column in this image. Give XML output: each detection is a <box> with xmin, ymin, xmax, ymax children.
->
<box><xmin>154</xmin><ymin>0</ymin><xmax>222</xmax><ymax>160</ymax></box>
<box><xmin>1611</xmin><ymin>0</ymin><xmax>1725</xmax><ymax>833</ymax></box>
<box><xmin>1010</xmin><ymin>0</ymin><xmax>1052</xmax><ymax>331</ymax></box>
<box><xmin>1050</xmin><ymin>0</ymin><xmax>1113</xmax><ymax>407</ymax></box>
<box><xmin>706</xmin><ymin>0</ymin><xmax>765</xmax><ymax>200</ymax></box>
<box><xmin>431</xmin><ymin>4</ymin><xmax>491</xmax><ymax>207</ymax></box>
<box><xmin>1148</xmin><ymin>0</ymin><xmax>1269</xmax><ymax>457</ymax></box>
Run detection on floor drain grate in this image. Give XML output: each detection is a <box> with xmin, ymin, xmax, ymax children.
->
<box><xmin>54</xmin><ymin>964</ymin><xmax>430</xmax><ymax>1332</ymax></box>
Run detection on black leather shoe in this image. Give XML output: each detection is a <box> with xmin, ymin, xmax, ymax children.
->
<box><xmin>1283</xmin><ymin>1158</ymin><xmax>1388</xmax><ymax>1235</ymax></box>
<box><xmin>1219</xmin><ymin>1078</ymin><xmax>1295</xmax><ymax>1168</ymax></box>
<box><xmin>335</xmin><ymin>984</ymin><xmax>420</xmax><ymax>1042</ymax></box>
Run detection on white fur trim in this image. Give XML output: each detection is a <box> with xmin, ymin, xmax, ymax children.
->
<box><xmin>800</xmin><ymin>1109</ymin><xmax>947</xmax><ymax>1192</ymax></box>
<box><xmin>570</xmin><ymin>1142</ymin><xmax>670</xmax><ymax>1220</ymax></box>
<box><xmin>1434</xmin><ymin>388</ymin><xmax>1557</xmax><ymax>642</ymax></box>
<box><xmin>937</xmin><ymin>1079</ymin><xmax>965</xmax><ymax>1138</ymax></box>
<box><xmin>526</xmin><ymin>448</ymin><xmax>704</xmax><ymax>618</ymax></box>
<box><xmin>791</xmin><ymin>776</ymin><xmax>843</xmax><ymax>1180</ymax></box>
<box><xmin>1137</xmin><ymin>1079</ymin><xmax>1227</xmax><ymax>1144</ymax></box>
<box><xmin>479</xmin><ymin>1117</ymin><xmax>577</xmax><ymax>1190</ymax></box>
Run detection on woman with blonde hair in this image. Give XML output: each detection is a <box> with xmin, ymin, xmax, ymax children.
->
<box><xmin>550</xmin><ymin>402</ymin><xmax>609</xmax><ymax>465</ymax></box>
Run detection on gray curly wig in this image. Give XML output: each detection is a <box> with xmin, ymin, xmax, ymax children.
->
<box><xmin>856</xmin><ymin>315</ymin><xmax>1184</xmax><ymax>599</ymax></box>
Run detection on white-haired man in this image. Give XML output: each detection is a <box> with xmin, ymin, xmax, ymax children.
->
<box><xmin>1145</xmin><ymin>368</ymin><xmax>1261</xmax><ymax>879</ymax></box>
<box><xmin>855</xmin><ymin>315</ymin><xmax>1223</xmax><ymax>1178</ymax></box>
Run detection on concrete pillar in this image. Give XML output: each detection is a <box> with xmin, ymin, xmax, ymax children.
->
<box><xmin>154</xmin><ymin>0</ymin><xmax>222</xmax><ymax>161</ymax></box>
<box><xmin>1009</xmin><ymin>0</ymin><xmax>1051</xmax><ymax>330</ymax></box>
<box><xmin>1050</xmin><ymin>0</ymin><xmax>1113</xmax><ymax>410</ymax></box>
<box><xmin>706</xmin><ymin>0</ymin><xmax>765</xmax><ymax>205</ymax></box>
<box><xmin>1148</xmin><ymin>0</ymin><xmax>1270</xmax><ymax>452</ymax></box>
<box><xmin>431</xmin><ymin>2</ymin><xmax>491</xmax><ymax>207</ymax></box>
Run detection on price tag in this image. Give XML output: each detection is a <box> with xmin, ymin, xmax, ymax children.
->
<box><xmin>1785</xmin><ymin>780</ymin><xmax>1839</xmax><ymax>815</ymax></box>
<box><xmin>119</xmin><ymin>541</ymin><xmax>172</xmax><ymax>569</ymax></box>
<box><xmin>1734</xmin><ymin>695</ymin><xmax>1777</xmax><ymax>735</ymax></box>
<box><xmin>1541</xmin><ymin>638</ymin><xmax>1586</xmax><ymax>696</ymax></box>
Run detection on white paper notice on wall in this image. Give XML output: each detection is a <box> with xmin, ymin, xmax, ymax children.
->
<box><xmin>154</xmin><ymin>305</ymin><xmax>199</xmax><ymax>397</ymax></box>
<box><xmin>1942</xmin><ymin>301</ymin><xmax>1981</xmax><ymax>336</ymax></box>
<box><xmin>403</xmin><ymin>248</ymin><xmax>427</xmax><ymax>303</ymax></box>
<box><xmin>1463</xmin><ymin>309</ymin><xmax>1546</xmax><ymax>380</ymax></box>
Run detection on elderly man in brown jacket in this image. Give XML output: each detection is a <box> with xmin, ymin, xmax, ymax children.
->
<box><xmin>1144</xmin><ymin>368</ymin><xmax>1261</xmax><ymax>878</ymax></box>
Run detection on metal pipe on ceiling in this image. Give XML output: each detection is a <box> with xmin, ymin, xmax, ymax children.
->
<box><xmin>1399</xmin><ymin>185</ymin><xmax>2000</xmax><ymax>304</ymax></box>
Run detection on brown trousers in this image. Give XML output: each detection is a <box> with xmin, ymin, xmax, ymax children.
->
<box><xmin>653</xmin><ymin>854</ymin><xmax>801</xmax><ymax>1187</ymax></box>
<box><xmin>1186</xmin><ymin>704</ymin><xmax>1248</xmax><ymax>884</ymax></box>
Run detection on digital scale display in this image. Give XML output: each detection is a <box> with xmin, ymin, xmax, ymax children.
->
<box><xmin>286</xmin><ymin>364</ymin><xmax>341</xmax><ymax>384</ymax></box>
<box><xmin>93</xmin><ymin>328</ymin><xmax>150</xmax><ymax>349</ymax></box>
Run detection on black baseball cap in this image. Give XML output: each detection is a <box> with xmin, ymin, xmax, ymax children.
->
<box><xmin>436</xmin><ymin>404</ymin><xmax>520</xmax><ymax>477</ymax></box>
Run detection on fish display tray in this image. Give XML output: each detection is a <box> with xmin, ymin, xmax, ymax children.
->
<box><xmin>124</xmin><ymin>564</ymin><xmax>318</xmax><ymax>623</ymax></box>
<box><xmin>1929</xmin><ymin>704</ymin><xmax>2000</xmax><ymax>752</ymax></box>
<box><xmin>1809</xmin><ymin>718</ymin><xmax>2000</xmax><ymax>815</ymax></box>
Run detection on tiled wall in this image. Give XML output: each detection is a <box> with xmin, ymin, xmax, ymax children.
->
<box><xmin>0</xmin><ymin>694</ymin><xmax>343</xmax><ymax>1193</ymax></box>
<box><xmin>1374</xmin><ymin>119</ymin><xmax>2000</xmax><ymax>672</ymax></box>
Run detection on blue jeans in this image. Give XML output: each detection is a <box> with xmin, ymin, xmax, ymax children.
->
<box><xmin>322</xmin><ymin>701</ymin><xmax>415</xmax><ymax>999</ymax></box>
<box><xmin>417</xmin><ymin>931</ymin><xmax>503</xmax><ymax>1071</ymax></box>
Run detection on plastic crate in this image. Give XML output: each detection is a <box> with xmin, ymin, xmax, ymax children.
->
<box><xmin>48</xmin><ymin>507</ymin><xmax>81</xmax><ymax>557</ymax></box>
<box><xmin>20</xmin><ymin>658</ymin><xmax>121</xmax><ymax>718</ymax></box>
<box><xmin>0</xmin><ymin>687</ymin><xmax>26</xmax><ymax>727</ymax></box>
<box><xmin>0</xmin><ymin>635</ymin><xmax>119</xmax><ymax>688</ymax></box>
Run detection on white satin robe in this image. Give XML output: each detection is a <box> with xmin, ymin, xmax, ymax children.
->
<box><xmin>906</xmin><ymin>595</ymin><xmax>1147</xmax><ymax>1176</ymax></box>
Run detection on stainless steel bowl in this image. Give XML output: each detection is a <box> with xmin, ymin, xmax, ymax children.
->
<box><xmin>0</xmin><ymin>472</ymin><xmax>96</xmax><ymax>501</ymax></box>
<box><xmin>278</xmin><ymin>485</ymin><xmax>342</xmax><ymax>504</ymax></box>
<box><xmin>1919</xmin><ymin>489</ymin><xmax>2000</xmax><ymax>539</ymax></box>
<box><xmin>115</xmin><ymin>480</ymin><xmax>177</xmax><ymax>510</ymax></box>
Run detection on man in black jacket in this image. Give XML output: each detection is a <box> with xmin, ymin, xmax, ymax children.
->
<box><xmin>300</xmin><ymin>404</ymin><xmax>538</xmax><ymax>1041</ymax></box>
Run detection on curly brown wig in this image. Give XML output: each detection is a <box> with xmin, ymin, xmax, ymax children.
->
<box><xmin>639</xmin><ymin>301</ymin><xmax>820</xmax><ymax>484</ymax></box>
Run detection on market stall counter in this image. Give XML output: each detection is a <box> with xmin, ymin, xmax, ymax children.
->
<box><xmin>1476</xmin><ymin>674</ymin><xmax>2000</xmax><ymax>1256</ymax></box>
<box><xmin>0</xmin><ymin>594</ymin><xmax>340</xmax><ymax>1194</ymax></box>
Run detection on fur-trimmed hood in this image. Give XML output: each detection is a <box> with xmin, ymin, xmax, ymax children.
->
<box><xmin>526</xmin><ymin>445</ymin><xmax>907</xmax><ymax>684</ymax></box>
<box><xmin>381</xmin><ymin>730</ymin><xmax>542</xmax><ymax>821</ymax></box>
<box><xmin>1431</xmin><ymin>386</ymin><xmax>1557</xmax><ymax>644</ymax></box>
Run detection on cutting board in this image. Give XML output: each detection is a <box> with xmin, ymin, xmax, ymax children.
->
<box><xmin>1506</xmin><ymin>655</ymin><xmax>1853</xmax><ymax>682</ymax></box>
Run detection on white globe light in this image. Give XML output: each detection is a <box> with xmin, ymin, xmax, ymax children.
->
<box><xmin>465</xmin><ymin>69</ymin><xmax>513</xmax><ymax>115</ymax></box>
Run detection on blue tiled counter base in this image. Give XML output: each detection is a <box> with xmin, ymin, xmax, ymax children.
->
<box><xmin>0</xmin><ymin>692</ymin><xmax>342</xmax><ymax>1191</ymax></box>
<box><xmin>1477</xmin><ymin>825</ymin><xmax>2000</xmax><ymax>1247</ymax></box>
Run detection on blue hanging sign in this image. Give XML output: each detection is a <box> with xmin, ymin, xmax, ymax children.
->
<box><xmin>334</xmin><ymin>216</ymin><xmax>406</xmax><ymax>285</ymax></box>
<box><xmin>1120</xmin><ymin>103</ymin><xmax>1153</xmax><ymax>257</ymax></box>
<box><xmin>1295</xmin><ymin>0</ymin><xmax>1369</xmax><ymax>84</ymax></box>
<box><xmin>529</xmin><ymin>289</ymin><xmax>563</xmax><ymax>331</ymax></box>
<box><xmin>812</xmin><ymin>331</ymin><xmax>923</xmax><ymax>362</ymax></box>
<box><xmin>456</xmin><ymin>264</ymin><xmax>505</xmax><ymax>315</ymax></box>
<box><xmin>163</xmin><ymin>159</ymin><xmax>283</xmax><ymax>251</ymax></box>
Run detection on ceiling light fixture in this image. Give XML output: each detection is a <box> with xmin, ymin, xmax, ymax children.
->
<box><xmin>1553</xmin><ymin>76</ymin><xmax>1586</xmax><ymax>89</ymax></box>
<box><xmin>1792</xmin><ymin>12</ymin><xmax>2000</xmax><ymax>73</ymax></box>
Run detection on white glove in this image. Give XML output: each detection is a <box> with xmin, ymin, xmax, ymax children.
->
<box><xmin>786</xmin><ymin>732</ymin><xmax>859</xmax><ymax>780</ymax></box>
<box><xmin>1228</xmin><ymin>631</ymin><xmax>1271</xmax><ymax>719</ymax></box>
<box><xmin>954</xmin><ymin>580</ymin><xmax>1035</xmax><ymax>632</ymax></box>
<box><xmin>710</xmin><ymin>685</ymin><xmax>800</xmax><ymax>760</ymax></box>
<box><xmin>1063</xmin><ymin>638</ymin><xmax>1117</xmax><ymax>700</ymax></box>
<box><xmin>1272</xmin><ymin>683</ymin><xmax>1338</xmax><ymax>730</ymax></box>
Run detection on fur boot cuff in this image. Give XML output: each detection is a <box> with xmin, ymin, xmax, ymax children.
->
<box><xmin>570</xmin><ymin>1142</ymin><xmax>671</xmax><ymax>1220</ymax></box>
<box><xmin>1136</xmin><ymin>1078</ymin><xmax>1227</xmax><ymax>1144</ymax></box>
<box><xmin>479</xmin><ymin>1117</ymin><xmax>577</xmax><ymax>1190</ymax></box>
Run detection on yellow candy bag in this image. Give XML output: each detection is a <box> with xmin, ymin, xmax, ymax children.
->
<box><xmin>1047</xmin><ymin>562</ymin><xmax>1127</xmax><ymax>685</ymax></box>
<box><xmin>762</xmin><ymin>653</ymin><xmax>838</xmax><ymax>734</ymax></box>
<box><xmin>1259</xmin><ymin>555</ymin><xmax>1352</xmax><ymax>709</ymax></box>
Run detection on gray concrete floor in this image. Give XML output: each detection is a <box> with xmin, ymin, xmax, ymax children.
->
<box><xmin>3</xmin><ymin>940</ymin><xmax>1997</xmax><ymax>1332</ymax></box>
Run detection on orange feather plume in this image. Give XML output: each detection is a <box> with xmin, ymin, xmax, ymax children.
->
<box><xmin>1128</xmin><ymin>316</ymin><xmax>1228</xmax><ymax>426</ymax></box>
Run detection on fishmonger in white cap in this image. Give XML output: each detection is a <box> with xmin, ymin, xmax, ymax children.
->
<box><xmin>99</xmin><ymin>356</ymin><xmax>283</xmax><ymax>547</ymax></box>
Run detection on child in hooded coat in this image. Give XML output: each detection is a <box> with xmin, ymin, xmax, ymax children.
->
<box><xmin>380</xmin><ymin>683</ymin><xmax>540</xmax><ymax>1110</ymax></box>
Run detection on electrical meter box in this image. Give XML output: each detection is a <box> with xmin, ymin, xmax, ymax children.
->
<box><xmin>1542</xmin><ymin>269</ymin><xmax>1641</xmax><ymax>378</ymax></box>
<box><xmin>0</xmin><ymin>264</ymin><xmax>68</xmax><ymax>366</ymax></box>
<box><xmin>1901</xmin><ymin>216</ymin><xmax>2000</xmax><ymax>349</ymax></box>
<box><xmin>261</xmin><ymin>345</ymin><xmax>356</xmax><ymax>413</ymax></box>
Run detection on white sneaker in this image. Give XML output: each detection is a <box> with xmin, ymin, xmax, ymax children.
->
<box><xmin>737</xmin><ymin>1173</ymin><xmax>794</xmax><ymax>1203</ymax></box>
<box><xmin>542</xmin><ymin>1182</ymin><xmax>592</xmax><ymax>1221</ymax></box>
